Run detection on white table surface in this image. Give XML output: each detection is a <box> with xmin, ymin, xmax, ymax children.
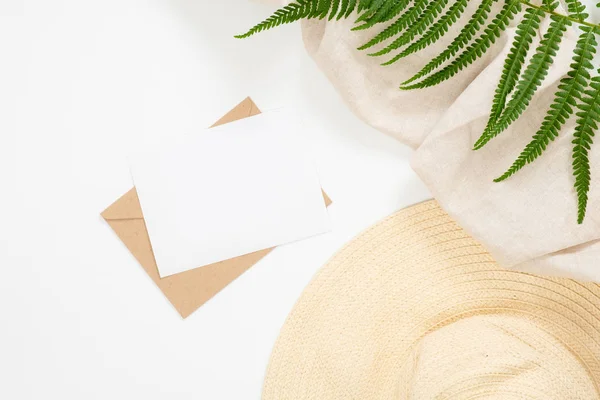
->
<box><xmin>0</xmin><ymin>1</ymin><xmax>430</xmax><ymax>399</ymax></box>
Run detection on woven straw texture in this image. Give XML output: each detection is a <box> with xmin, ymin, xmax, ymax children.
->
<box><xmin>263</xmin><ymin>200</ymin><xmax>600</xmax><ymax>399</ymax></box>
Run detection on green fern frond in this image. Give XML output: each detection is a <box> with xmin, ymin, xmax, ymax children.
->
<box><xmin>359</xmin><ymin>0</ymin><xmax>397</xmax><ymax>25</ymax></box>
<box><xmin>542</xmin><ymin>0</ymin><xmax>559</xmax><ymax>11</ymax></box>
<box><xmin>573</xmin><ymin>74</ymin><xmax>600</xmax><ymax>223</ymax></box>
<box><xmin>484</xmin><ymin>7</ymin><xmax>544</xmax><ymax>133</ymax></box>
<box><xmin>328</xmin><ymin>0</ymin><xmax>341</xmax><ymax>20</ymax></box>
<box><xmin>474</xmin><ymin>14</ymin><xmax>570</xmax><ymax>149</ymax></box>
<box><xmin>400</xmin><ymin>0</ymin><xmax>497</xmax><ymax>86</ymax></box>
<box><xmin>234</xmin><ymin>0</ymin><xmax>317</xmax><ymax>39</ymax></box>
<box><xmin>343</xmin><ymin>0</ymin><xmax>357</xmax><ymax>18</ymax></box>
<box><xmin>315</xmin><ymin>0</ymin><xmax>332</xmax><ymax>18</ymax></box>
<box><xmin>369</xmin><ymin>0</ymin><xmax>450</xmax><ymax>58</ymax></box>
<box><xmin>355</xmin><ymin>0</ymin><xmax>400</xmax><ymax>24</ymax></box>
<box><xmin>496</xmin><ymin>27</ymin><xmax>598</xmax><ymax>182</ymax></box>
<box><xmin>377</xmin><ymin>0</ymin><xmax>416</xmax><ymax>23</ymax></box>
<box><xmin>355</xmin><ymin>0</ymin><xmax>410</xmax><ymax>30</ymax></box>
<box><xmin>356</xmin><ymin>0</ymin><xmax>375</xmax><ymax>13</ymax></box>
<box><xmin>563</xmin><ymin>0</ymin><xmax>589</xmax><ymax>22</ymax></box>
<box><xmin>356</xmin><ymin>0</ymin><xmax>428</xmax><ymax>46</ymax></box>
<box><xmin>355</xmin><ymin>0</ymin><xmax>385</xmax><ymax>22</ymax></box>
<box><xmin>235</xmin><ymin>0</ymin><xmax>369</xmax><ymax>38</ymax></box>
<box><xmin>400</xmin><ymin>0</ymin><xmax>521</xmax><ymax>90</ymax></box>
<box><xmin>391</xmin><ymin>0</ymin><xmax>470</xmax><ymax>61</ymax></box>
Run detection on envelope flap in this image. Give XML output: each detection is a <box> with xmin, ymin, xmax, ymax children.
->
<box><xmin>101</xmin><ymin>188</ymin><xmax>144</xmax><ymax>220</ymax></box>
<box><xmin>210</xmin><ymin>97</ymin><xmax>260</xmax><ymax>128</ymax></box>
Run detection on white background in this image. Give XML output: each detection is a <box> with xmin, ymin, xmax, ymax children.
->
<box><xmin>0</xmin><ymin>1</ymin><xmax>430</xmax><ymax>399</ymax></box>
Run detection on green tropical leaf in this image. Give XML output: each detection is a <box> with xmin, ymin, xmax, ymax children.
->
<box><xmin>474</xmin><ymin>15</ymin><xmax>570</xmax><ymax>149</ymax></box>
<box><xmin>573</xmin><ymin>74</ymin><xmax>600</xmax><ymax>223</ymax></box>
<box><xmin>344</xmin><ymin>0</ymin><xmax>357</xmax><ymax>18</ymax></box>
<box><xmin>356</xmin><ymin>0</ymin><xmax>429</xmax><ymax>46</ymax></box>
<box><xmin>563</xmin><ymin>0</ymin><xmax>589</xmax><ymax>21</ymax></box>
<box><xmin>369</xmin><ymin>0</ymin><xmax>451</xmax><ymax>58</ymax></box>
<box><xmin>234</xmin><ymin>0</ymin><xmax>317</xmax><ymax>39</ymax></box>
<box><xmin>401</xmin><ymin>0</ymin><xmax>498</xmax><ymax>86</ymax></box>
<box><xmin>496</xmin><ymin>28</ymin><xmax>598</xmax><ymax>182</ymax></box>
<box><xmin>400</xmin><ymin>0</ymin><xmax>521</xmax><ymax>89</ymax></box>
<box><xmin>355</xmin><ymin>0</ymin><xmax>411</xmax><ymax>30</ymax></box>
<box><xmin>485</xmin><ymin>7</ymin><xmax>544</xmax><ymax>133</ymax></box>
<box><xmin>355</xmin><ymin>0</ymin><xmax>394</xmax><ymax>25</ymax></box>
<box><xmin>391</xmin><ymin>0</ymin><xmax>470</xmax><ymax>61</ymax></box>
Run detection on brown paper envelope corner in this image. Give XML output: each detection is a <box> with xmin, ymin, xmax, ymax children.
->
<box><xmin>210</xmin><ymin>96</ymin><xmax>260</xmax><ymax>128</ymax></box>
<box><xmin>102</xmin><ymin>188</ymin><xmax>143</xmax><ymax>220</ymax></box>
<box><xmin>102</xmin><ymin>97</ymin><xmax>331</xmax><ymax>319</ymax></box>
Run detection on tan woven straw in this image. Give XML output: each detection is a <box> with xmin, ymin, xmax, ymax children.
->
<box><xmin>263</xmin><ymin>200</ymin><xmax>600</xmax><ymax>399</ymax></box>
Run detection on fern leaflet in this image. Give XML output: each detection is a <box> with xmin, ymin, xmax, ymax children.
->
<box><xmin>392</xmin><ymin>0</ymin><xmax>470</xmax><ymax>61</ymax></box>
<box><xmin>496</xmin><ymin>27</ymin><xmax>598</xmax><ymax>183</ymax></box>
<box><xmin>400</xmin><ymin>1</ymin><xmax>521</xmax><ymax>90</ymax></box>
<box><xmin>485</xmin><ymin>7</ymin><xmax>544</xmax><ymax>133</ymax></box>
<box><xmin>370</xmin><ymin>0</ymin><xmax>450</xmax><ymax>58</ymax></box>
<box><xmin>234</xmin><ymin>1</ymin><xmax>317</xmax><ymax>39</ymax></box>
<box><xmin>401</xmin><ymin>0</ymin><xmax>497</xmax><ymax>86</ymax></box>
<box><xmin>573</xmin><ymin>74</ymin><xmax>600</xmax><ymax>223</ymax></box>
<box><xmin>357</xmin><ymin>0</ymin><xmax>429</xmax><ymax>47</ymax></box>
<box><xmin>474</xmin><ymin>15</ymin><xmax>570</xmax><ymax>149</ymax></box>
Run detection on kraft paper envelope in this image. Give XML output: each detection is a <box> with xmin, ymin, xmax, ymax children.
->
<box><xmin>102</xmin><ymin>97</ymin><xmax>332</xmax><ymax>318</ymax></box>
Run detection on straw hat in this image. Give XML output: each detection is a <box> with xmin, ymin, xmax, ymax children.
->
<box><xmin>263</xmin><ymin>200</ymin><xmax>600</xmax><ymax>399</ymax></box>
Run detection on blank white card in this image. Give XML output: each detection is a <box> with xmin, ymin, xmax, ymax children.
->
<box><xmin>131</xmin><ymin>109</ymin><xmax>331</xmax><ymax>277</ymax></box>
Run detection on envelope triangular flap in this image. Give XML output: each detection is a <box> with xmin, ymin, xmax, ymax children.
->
<box><xmin>101</xmin><ymin>188</ymin><xmax>144</xmax><ymax>220</ymax></box>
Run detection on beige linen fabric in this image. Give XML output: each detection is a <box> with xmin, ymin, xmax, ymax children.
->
<box><xmin>262</xmin><ymin>200</ymin><xmax>600</xmax><ymax>399</ymax></box>
<box><xmin>254</xmin><ymin>1</ymin><xmax>600</xmax><ymax>281</ymax></box>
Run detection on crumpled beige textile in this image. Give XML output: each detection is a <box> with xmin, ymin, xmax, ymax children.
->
<box><xmin>255</xmin><ymin>1</ymin><xmax>600</xmax><ymax>281</ymax></box>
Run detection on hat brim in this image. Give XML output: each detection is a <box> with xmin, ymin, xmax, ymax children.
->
<box><xmin>263</xmin><ymin>201</ymin><xmax>600</xmax><ymax>399</ymax></box>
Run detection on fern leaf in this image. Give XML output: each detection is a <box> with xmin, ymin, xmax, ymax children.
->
<box><xmin>357</xmin><ymin>0</ymin><xmax>375</xmax><ymax>14</ymax></box>
<box><xmin>401</xmin><ymin>0</ymin><xmax>521</xmax><ymax>90</ymax></box>
<box><xmin>356</xmin><ymin>0</ymin><xmax>428</xmax><ymax>45</ymax></box>
<box><xmin>484</xmin><ymin>7</ymin><xmax>544</xmax><ymax>134</ymax></box>
<box><xmin>371</xmin><ymin>0</ymin><xmax>450</xmax><ymax>60</ymax></box>
<box><xmin>355</xmin><ymin>0</ymin><xmax>386</xmax><ymax>23</ymax></box>
<box><xmin>400</xmin><ymin>0</ymin><xmax>497</xmax><ymax>86</ymax></box>
<box><xmin>496</xmin><ymin>28</ymin><xmax>598</xmax><ymax>182</ymax></box>
<box><xmin>336</xmin><ymin>0</ymin><xmax>349</xmax><ymax>19</ymax></box>
<box><xmin>377</xmin><ymin>0</ymin><xmax>415</xmax><ymax>23</ymax></box>
<box><xmin>313</xmin><ymin>0</ymin><xmax>332</xmax><ymax>19</ymax></box>
<box><xmin>392</xmin><ymin>0</ymin><xmax>469</xmax><ymax>61</ymax></box>
<box><xmin>235</xmin><ymin>0</ymin><xmax>318</xmax><ymax>38</ymax></box>
<box><xmin>563</xmin><ymin>0</ymin><xmax>589</xmax><ymax>22</ymax></box>
<box><xmin>329</xmin><ymin>0</ymin><xmax>341</xmax><ymax>20</ymax></box>
<box><xmin>474</xmin><ymin>14</ymin><xmax>570</xmax><ymax>150</ymax></box>
<box><xmin>345</xmin><ymin>0</ymin><xmax>358</xmax><ymax>18</ymax></box>
<box><xmin>355</xmin><ymin>0</ymin><xmax>405</xmax><ymax>29</ymax></box>
<box><xmin>573</xmin><ymin>74</ymin><xmax>600</xmax><ymax>223</ymax></box>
